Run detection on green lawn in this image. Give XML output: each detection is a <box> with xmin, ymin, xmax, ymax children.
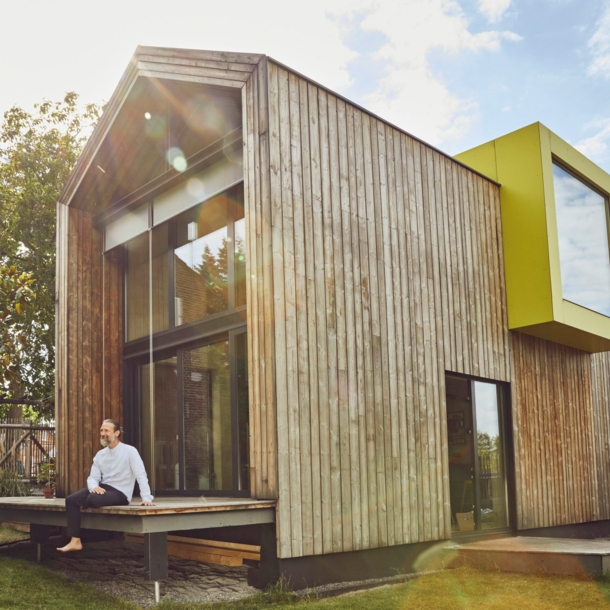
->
<box><xmin>0</xmin><ymin>525</ymin><xmax>29</xmax><ymax>545</ymax></box>
<box><xmin>2</xmin><ymin>553</ymin><xmax>610</xmax><ymax>609</ymax></box>
<box><xmin>157</xmin><ymin>569</ymin><xmax>610</xmax><ymax>610</ymax></box>
<box><xmin>0</xmin><ymin>555</ymin><xmax>139</xmax><ymax>609</ymax></box>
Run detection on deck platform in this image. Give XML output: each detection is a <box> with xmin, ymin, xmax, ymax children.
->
<box><xmin>455</xmin><ymin>536</ymin><xmax>610</xmax><ymax>577</ymax></box>
<box><xmin>0</xmin><ymin>496</ymin><xmax>276</xmax><ymax>602</ymax></box>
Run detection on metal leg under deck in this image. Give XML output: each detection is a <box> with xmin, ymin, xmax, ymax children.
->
<box><xmin>29</xmin><ymin>524</ymin><xmax>50</xmax><ymax>563</ymax></box>
<box><xmin>143</xmin><ymin>532</ymin><xmax>167</xmax><ymax>604</ymax></box>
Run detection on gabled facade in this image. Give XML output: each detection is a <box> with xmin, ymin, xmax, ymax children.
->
<box><xmin>55</xmin><ymin>46</ymin><xmax>610</xmax><ymax>586</ymax></box>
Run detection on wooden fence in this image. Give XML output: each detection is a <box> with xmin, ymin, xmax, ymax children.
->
<box><xmin>0</xmin><ymin>419</ymin><xmax>55</xmax><ymax>485</ymax></box>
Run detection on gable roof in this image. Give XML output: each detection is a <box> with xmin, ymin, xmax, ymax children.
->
<box><xmin>59</xmin><ymin>46</ymin><xmax>264</xmax><ymax>209</ymax></box>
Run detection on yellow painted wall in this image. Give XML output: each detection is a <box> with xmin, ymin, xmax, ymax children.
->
<box><xmin>456</xmin><ymin>123</ymin><xmax>555</xmax><ymax>329</ymax></box>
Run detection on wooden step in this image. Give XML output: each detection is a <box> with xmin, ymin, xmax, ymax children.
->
<box><xmin>125</xmin><ymin>533</ymin><xmax>261</xmax><ymax>567</ymax></box>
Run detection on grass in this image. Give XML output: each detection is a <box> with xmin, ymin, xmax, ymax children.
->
<box><xmin>2</xmin><ymin>552</ymin><xmax>610</xmax><ymax>609</ymax></box>
<box><xmin>0</xmin><ymin>525</ymin><xmax>29</xmax><ymax>545</ymax></box>
<box><xmin>157</xmin><ymin>568</ymin><xmax>610</xmax><ymax>610</ymax></box>
<box><xmin>0</xmin><ymin>555</ymin><xmax>139</xmax><ymax>609</ymax></box>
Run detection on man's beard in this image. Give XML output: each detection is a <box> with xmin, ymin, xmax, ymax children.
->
<box><xmin>100</xmin><ymin>437</ymin><xmax>109</xmax><ymax>447</ymax></box>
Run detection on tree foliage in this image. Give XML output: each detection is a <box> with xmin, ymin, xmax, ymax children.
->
<box><xmin>0</xmin><ymin>265</ymin><xmax>36</xmax><ymax>389</ymax></box>
<box><xmin>0</xmin><ymin>93</ymin><xmax>101</xmax><ymax>415</ymax></box>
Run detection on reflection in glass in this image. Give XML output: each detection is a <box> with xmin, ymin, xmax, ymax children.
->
<box><xmin>236</xmin><ymin>333</ymin><xmax>249</xmax><ymax>489</ymax></box>
<box><xmin>174</xmin><ymin>194</ymin><xmax>228</xmax><ymax>324</ymax></box>
<box><xmin>125</xmin><ymin>225</ymin><xmax>169</xmax><ymax>341</ymax></box>
<box><xmin>446</xmin><ymin>376</ymin><xmax>475</xmax><ymax>532</ymax></box>
<box><xmin>182</xmin><ymin>340</ymin><xmax>232</xmax><ymax>490</ymax></box>
<box><xmin>474</xmin><ymin>381</ymin><xmax>508</xmax><ymax>531</ymax></box>
<box><xmin>235</xmin><ymin>217</ymin><xmax>246</xmax><ymax>308</ymax></box>
<box><xmin>141</xmin><ymin>357</ymin><xmax>178</xmax><ymax>492</ymax></box>
<box><xmin>553</xmin><ymin>163</ymin><xmax>610</xmax><ymax>316</ymax></box>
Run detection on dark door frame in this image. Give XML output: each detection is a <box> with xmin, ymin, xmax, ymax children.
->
<box><xmin>445</xmin><ymin>372</ymin><xmax>516</xmax><ymax>538</ymax></box>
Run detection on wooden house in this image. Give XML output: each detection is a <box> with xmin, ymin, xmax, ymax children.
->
<box><xmin>54</xmin><ymin>46</ymin><xmax>610</xmax><ymax>587</ymax></box>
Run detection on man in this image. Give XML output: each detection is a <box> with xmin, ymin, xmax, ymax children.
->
<box><xmin>57</xmin><ymin>419</ymin><xmax>155</xmax><ymax>552</ymax></box>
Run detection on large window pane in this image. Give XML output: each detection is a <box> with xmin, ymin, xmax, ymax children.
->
<box><xmin>553</xmin><ymin>163</ymin><xmax>610</xmax><ymax>316</ymax></box>
<box><xmin>141</xmin><ymin>356</ymin><xmax>179</xmax><ymax>492</ymax></box>
<box><xmin>474</xmin><ymin>381</ymin><xmax>508</xmax><ymax>531</ymax></box>
<box><xmin>125</xmin><ymin>225</ymin><xmax>169</xmax><ymax>342</ymax></box>
<box><xmin>174</xmin><ymin>194</ymin><xmax>228</xmax><ymax>324</ymax></box>
<box><xmin>182</xmin><ymin>340</ymin><xmax>232</xmax><ymax>490</ymax></box>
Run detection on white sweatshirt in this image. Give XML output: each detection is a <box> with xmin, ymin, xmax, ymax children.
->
<box><xmin>87</xmin><ymin>442</ymin><xmax>154</xmax><ymax>503</ymax></box>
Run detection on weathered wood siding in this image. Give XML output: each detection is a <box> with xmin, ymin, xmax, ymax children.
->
<box><xmin>243</xmin><ymin>58</ymin><xmax>278</xmax><ymax>502</ymax></box>
<box><xmin>511</xmin><ymin>332</ymin><xmax>606</xmax><ymax>530</ymax></box>
<box><xmin>592</xmin><ymin>351</ymin><xmax>610</xmax><ymax>524</ymax></box>
<box><xmin>256</xmin><ymin>60</ymin><xmax>510</xmax><ymax>558</ymax></box>
<box><xmin>55</xmin><ymin>205</ymin><xmax>123</xmax><ymax>496</ymax></box>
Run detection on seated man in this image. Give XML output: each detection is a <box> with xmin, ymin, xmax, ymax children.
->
<box><xmin>57</xmin><ymin>419</ymin><xmax>155</xmax><ymax>552</ymax></box>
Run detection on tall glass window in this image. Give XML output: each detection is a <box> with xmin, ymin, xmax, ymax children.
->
<box><xmin>553</xmin><ymin>163</ymin><xmax>610</xmax><ymax>316</ymax></box>
<box><xmin>120</xmin><ymin>182</ymin><xmax>248</xmax><ymax>495</ymax></box>
<box><xmin>123</xmin><ymin>183</ymin><xmax>245</xmax><ymax>340</ymax></box>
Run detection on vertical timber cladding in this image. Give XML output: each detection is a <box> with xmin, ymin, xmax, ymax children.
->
<box><xmin>260</xmin><ymin>59</ymin><xmax>510</xmax><ymax>559</ymax></box>
<box><xmin>55</xmin><ymin>204</ymin><xmax>122</xmax><ymax>496</ymax></box>
<box><xmin>592</xmin><ymin>351</ymin><xmax>610</xmax><ymax>525</ymax></box>
<box><xmin>511</xmin><ymin>332</ymin><xmax>606</xmax><ymax>530</ymax></box>
<box><xmin>243</xmin><ymin>58</ymin><xmax>279</xmax><ymax>503</ymax></box>
<box><xmin>512</xmin><ymin>337</ymin><xmax>610</xmax><ymax>531</ymax></box>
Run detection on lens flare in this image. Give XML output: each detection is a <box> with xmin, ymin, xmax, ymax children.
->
<box><xmin>167</xmin><ymin>147</ymin><xmax>187</xmax><ymax>172</ymax></box>
<box><xmin>186</xmin><ymin>177</ymin><xmax>205</xmax><ymax>198</ymax></box>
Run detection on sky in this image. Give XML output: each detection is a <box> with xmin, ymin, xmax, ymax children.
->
<box><xmin>2</xmin><ymin>0</ymin><xmax>610</xmax><ymax>170</ymax></box>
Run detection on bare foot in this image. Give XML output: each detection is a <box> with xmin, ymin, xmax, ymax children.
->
<box><xmin>56</xmin><ymin>538</ymin><xmax>83</xmax><ymax>553</ymax></box>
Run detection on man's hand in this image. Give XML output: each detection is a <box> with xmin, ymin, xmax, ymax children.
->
<box><xmin>140</xmin><ymin>501</ymin><xmax>155</xmax><ymax>506</ymax></box>
<box><xmin>91</xmin><ymin>487</ymin><xmax>106</xmax><ymax>495</ymax></box>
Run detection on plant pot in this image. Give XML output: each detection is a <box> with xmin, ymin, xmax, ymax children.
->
<box><xmin>43</xmin><ymin>488</ymin><xmax>54</xmax><ymax>499</ymax></box>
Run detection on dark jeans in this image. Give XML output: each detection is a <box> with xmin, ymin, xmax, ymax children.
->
<box><xmin>65</xmin><ymin>484</ymin><xmax>129</xmax><ymax>538</ymax></box>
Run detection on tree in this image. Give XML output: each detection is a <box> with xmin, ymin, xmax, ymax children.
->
<box><xmin>0</xmin><ymin>93</ymin><xmax>101</xmax><ymax>416</ymax></box>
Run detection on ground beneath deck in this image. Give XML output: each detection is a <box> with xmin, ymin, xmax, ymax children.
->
<box><xmin>1</xmin><ymin>537</ymin><xmax>256</xmax><ymax>608</ymax></box>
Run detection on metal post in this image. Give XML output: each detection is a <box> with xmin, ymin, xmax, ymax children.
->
<box><xmin>37</xmin><ymin>543</ymin><xmax>41</xmax><ymax>563</ymax></box>
<box><xmin>144</xmin><ymin>532</ymin><xmax>168</xmax><ymax>582</ymax></box>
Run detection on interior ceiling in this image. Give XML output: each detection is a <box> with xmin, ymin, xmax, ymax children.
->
<box><xmin>73</xmin><ymin>76</ymin><xmax>242</xmax><ymax>213</ymax></box>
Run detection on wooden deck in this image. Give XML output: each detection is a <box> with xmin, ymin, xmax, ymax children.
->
<box><xmin>0</xmin><ymin>496</ymin><xmax>276</xmax><ymax>533</ymax></box>
<box><xmin>0</xmin><ymin>496</ymin><xmax>276</xmax><ymax>597</ymax></box>
<box><xmin>455</xmin><ymin>536</ymin><xmax>610</xmax><ymax>577</ymax></box>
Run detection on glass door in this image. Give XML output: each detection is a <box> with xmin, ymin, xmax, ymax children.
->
<box><xmin>446</xmin><ymin>375</ymin><xmax>510</xmax><ymax>533</ymax></box>
<box><xmin>130</xmin><ymin>329</ymin><xmax>249</xmax><ymax>496</ymax></box>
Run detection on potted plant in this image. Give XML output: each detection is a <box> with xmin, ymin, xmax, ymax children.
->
<box><xmin>37</xmin><ymin>460</ymin><xmax>56</xmax><ymax>499</ymax></box>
